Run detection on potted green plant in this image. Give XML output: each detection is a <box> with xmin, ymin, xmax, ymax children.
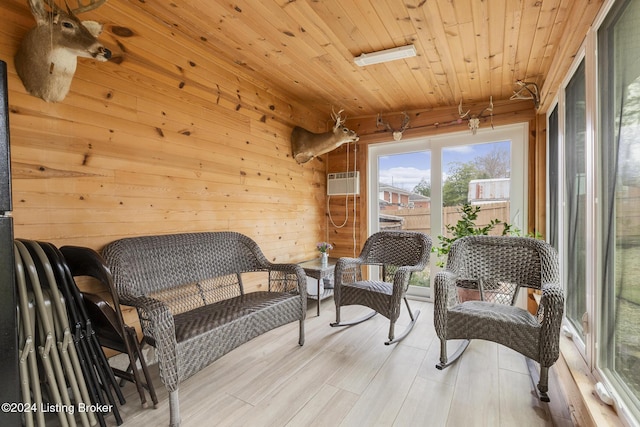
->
<box><xmin>433</xmin><ymin>203</ymin><xmax>513</xmax><ymax>301</ymax></box>
<box><xmin>433</xmin><ymin>203</ymin><xmax>512</xmax><ymax>267</ymax></box>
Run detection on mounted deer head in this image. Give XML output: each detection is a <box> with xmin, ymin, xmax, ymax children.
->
<box><xmin>15</xmin><ymin>0</ymin><xmax>112</xmax><ymax>102</ymax></box>
<box><xmin>376</xmin><ymin>111</ymin><xmax>410</xmax><ymax>141</ymax></box>
<box><xmin>291</xmin><ymin>108</ymin><xmax>359</xmax><ymax>164</ymax></box>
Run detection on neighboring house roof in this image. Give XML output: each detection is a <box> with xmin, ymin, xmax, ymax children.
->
<box><xmin>379</xmin><ymin>183</ymin><xmax>412</xmax><ymax>195</ymax></box>
<box><xmin>409</xmin><ymin>193</ymin><xmax>430</xmax><ymax>202</ymax></box>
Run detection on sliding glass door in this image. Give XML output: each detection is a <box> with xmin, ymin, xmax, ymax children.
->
<box><xmin>368</xmin><ymin>124</ymin><xmax>527</xmax><ymax>298</ymax></box>
<box><xmin>599</xmin><ymin>0</ymin><xmax>640</xmax><ymax>417</ymax></box>
<box><xmin>564</xmin><ymin>59</ymin><xmax>588</xmax><ymax>345</ymax></box>
<box><xmin>545</xmin><ymin>1</ymin><xmax>640</xmax><ymax>422</ymax></box>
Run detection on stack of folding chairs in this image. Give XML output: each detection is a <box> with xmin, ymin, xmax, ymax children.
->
<box><xmin>14</xmin><ymin>239</ymin><xmax>125</xmax><ymax>427</ymax></box>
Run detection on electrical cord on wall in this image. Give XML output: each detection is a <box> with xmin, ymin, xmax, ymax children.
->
<box><xmin>327</xmin><ymin>140</ymin><xmax>350</xmax><ymax>229</ymax></box>
<box><xmin>352</xmin><ymin>141</ymin><xmax>357</xmax><ymax>257</ymax></box>
<box><xmin>326</xmin><ymin>139</ymin><xmax>359</xmax><ymax>258</ymax></box>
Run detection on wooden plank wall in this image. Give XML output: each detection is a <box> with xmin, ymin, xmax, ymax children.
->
<box><xmin>1</xmin><ymin>0</ymin><xmax>329</xmax><ymax>293</ymax></box>
<box><xmin>328</xmin><ymin>99</ymin><xmax>540</xmax><ymax>257</ymax></box>
<box><xmin>1</xmin><ymin>1</ymin><xmax>546</xmax><ymax>272</ymax></box>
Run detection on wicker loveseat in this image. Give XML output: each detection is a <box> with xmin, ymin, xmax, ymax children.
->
<box><xmin>101</xmin><ymin>232</ymin><xmax>307</xmax><ymax>427</ymax></box>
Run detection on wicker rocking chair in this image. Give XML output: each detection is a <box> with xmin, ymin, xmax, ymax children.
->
<box><xmin>433</xmin><ymin>235</ymin><xmax>563</xmax><ymax>401</ymax></box>
<box><xmin>330</xmin><ymin>231</ymin><xmax>432</xmax><ymax>345</ymax></box>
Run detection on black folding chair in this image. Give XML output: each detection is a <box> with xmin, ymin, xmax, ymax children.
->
<box><xmin>38</xmin><ymin>241</ymin><xmax>125</xmax><ymax>426</ymax></box>
<box><xmin>61</xmin><ymin>245</ymin><xmax>158</xmax><ymax>408</ymax></box>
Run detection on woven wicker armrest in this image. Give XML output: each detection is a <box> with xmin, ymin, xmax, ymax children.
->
<box><xmin>433</xmin><ymin>270</ymin><xmax>459</xmax><ymax>340</ymax></box>
<box><xmin>125</xmin><ymin>294</ymin><xmax>180</xmax><ymax>391</ymax></box>
<box><xmin>537</xmin><ymin>282</ymin><xmax>565</xmax><ymax>366</ymax></box>
<box><xmin>265</xmin><ymin>262</ymin><xmax>308</xmax><ymax>298</ymax></box>
<box><xmin>335</xmin><ymin>256</ymin><xmax>364</xmax><ymax>268</ymax></box>
<box><xmin>266</xmin><ymin>262</ymin><xmax>304</xmax><ymax>274</ymax></box>
<box><xmin>391</xmin><ymin>265</ymin><xmax>418</xmax><ymax>292</ymax></box>
<box><xmin>434</xmin><ymin>270</ymin><xmax>459</xmax><ymax>305</ymax></box>
<box><xmin>334</xmin><ymin>257</ymin><xmax>363</xmax><ymax>283</ymax></box>
<box><xmin>333</xmin><ymin>257</ymin><xmax>363</xmax><ymax>303</ymax></box>
<box><xmin>125</xmin><ymin>295</ymin><xmax>175</xmax><ymax>345</ymax></box>
<box><xmin>335</xmin><ymin>256</ymin><xmax>364</xmax><ymax>272</ymax></box>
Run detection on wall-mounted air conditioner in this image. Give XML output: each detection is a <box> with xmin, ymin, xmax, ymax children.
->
<box><xmin>327</xmin><ymin>171</ymin><xmax>360</xmax><ymax>196</ymax></box>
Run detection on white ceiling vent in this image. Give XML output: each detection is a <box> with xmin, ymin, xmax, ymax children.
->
<box><xmin>327</xmin><ymin>171</ymin><xmax>360</xmax><ymax>196</ymax></box>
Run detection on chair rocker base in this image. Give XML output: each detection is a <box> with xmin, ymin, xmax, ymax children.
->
<box><xmin>330</xmin><ymin>310</ymin><xmax>377</xmax><ymax>328</ymax></box>
<box><xmin>385</xmin><ymin>309</ymin><xmax>421</xmax><ymax>345</ymax></box>
<box><xmin>526</xmin><ymin>358</ymin><xmax>551</xmax><ymax>402</ymax></box>
<box><xmin>436</xmin><ymin>339</ymin><xmax>470</xmax><ymax>370</ymax></box>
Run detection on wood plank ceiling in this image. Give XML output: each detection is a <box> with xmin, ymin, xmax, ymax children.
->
<box><xmin>108</xmin><ymin>0</ymin><xmax>599</xmax><ymax>120</ymax></box>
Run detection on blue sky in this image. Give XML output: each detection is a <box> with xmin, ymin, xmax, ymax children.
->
<box><xmin>378</xmin><ymin>140</ymin><xmax>510</xmax><ymax>191</ymax></box>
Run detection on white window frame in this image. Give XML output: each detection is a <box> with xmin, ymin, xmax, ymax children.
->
<box><xmin>548</xmin><ymin>0</ymin><xmax>640</xmax><ymax>423</ymax></box>
<box><xmin>367</xmin><ymin>123</ymin><xmax>528</xmax><ymax>298</ymax></box>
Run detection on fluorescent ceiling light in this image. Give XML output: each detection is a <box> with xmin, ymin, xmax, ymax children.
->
<box><xmin>354</xmin><ymin>44</ymin><xmax>417</xmax><ymax>66</ymax></box>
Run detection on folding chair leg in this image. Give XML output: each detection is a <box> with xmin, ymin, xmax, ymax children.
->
<box><xmin>119</xmin><ymin>330</ymin><xmax>148</xmax><ymax>407</ymax></box>
<box><xmin>76</xmin><ymin>339</ymin><xmax>107</xmax><ymax>427</ymax></box>
<box><xmin>127</xmin><ymin>327</ymin><xmax>158</xmax><ymax>407</ymax></box>
<box><xmin>136</xmin><ymin>354</ymin><xmax>159</xmax><ymax>408</ymax></box>
<box><xmin>18</xmin><ymin>334</ymin><xmax>34</xmax><ymax>427</ymax></box>
<box><xmin>85</xmin><ymin>335</ymin><xmax>124</xmax><ymax>425</ymax></box>
<box><xmin>436</xmin><ymin>339</ymin><xmax>470</xmax><ymax>370</ymax></box>
<box><xmin>58</xmin><ymin>335</ymin><xmax>91</xmax><ymax>427</ymax></box>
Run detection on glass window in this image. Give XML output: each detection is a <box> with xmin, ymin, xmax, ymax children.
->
<box><xmin>548</xmin><ymin>105</ymin><xmax>560</xmax><ymax>251</ymax></box>
<box><xmin>368</xmin><ymin>124</ymin><xmax>526</xmax><ymax>298</ymax></box>
<box><xmin>564</xmin><ymin>59</ymin><xmax>588</xmax><ymax>342</ymax></box>
<box><xmin>599</xmin><ymin>0</ymin><xmax>640</xmax><ymax>418</ymax></box>
<box><xmin>376</xmin><ymin>150</ymin><xmax>432</xmax><ymax>294</ymax></box>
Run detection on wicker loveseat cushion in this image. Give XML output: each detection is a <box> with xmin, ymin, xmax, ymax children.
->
<box><xmin>174</xmin><ymin>291</ymin><xmax>300</xmax><ymax>342</ymax></box>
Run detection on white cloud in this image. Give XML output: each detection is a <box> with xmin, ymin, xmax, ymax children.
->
<box><xmin>379</xmin><ymin>166</ymin><xmax>430</xmax><ymax>191</ymax></box>
<box><xmin>445</xmin><ymin>145</ymin><xmax>475</xmax><ymax>154</ymax></box>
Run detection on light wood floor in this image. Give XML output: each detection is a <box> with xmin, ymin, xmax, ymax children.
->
<box><xmin>70</xmin><ymin>299</ymin><xmax>575</xmax><ymax>427</ymax></box>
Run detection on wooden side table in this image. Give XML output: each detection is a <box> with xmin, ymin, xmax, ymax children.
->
<box><xmin>298</xmin><ymin>257</ymin><xmax>337</xmax><ymax>316</ymax></box>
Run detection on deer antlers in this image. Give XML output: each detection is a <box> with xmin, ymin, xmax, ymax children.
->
<box><xmin>376</xmin><ymin>112</ymin><xmax>410</xmax><ymax>141</ymax></box>
<box><xmin>458</xmin><ymin>97</ymin><xmax>494</xmax><ymax>135</ymax></box>
<box><xmin>511</xmin><ymin>80</ymin><xmax>540</xmax><ymax>109</ymax></box>
<box><xmin>44</xmin><ymin>0</ymin><xmax>106</xmax><ymax>14</ymax></box>
<box><xmin>331</xmin><ymin>107</ymin><xmax>346</xmax><ymax>129</ymax></box>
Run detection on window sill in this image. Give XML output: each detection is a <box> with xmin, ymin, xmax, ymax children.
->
<box><xmin>557</xmin><ymin>335</ymin><xmax>625</xmax><ymax>426</ymax></box>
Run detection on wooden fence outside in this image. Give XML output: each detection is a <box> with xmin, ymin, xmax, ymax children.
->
<box><xmin>384</xmin><ymin>202</ymin><xmax>511</xmax><ymax>237</ymax></box>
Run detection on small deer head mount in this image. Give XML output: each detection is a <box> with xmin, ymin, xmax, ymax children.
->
<box><xmin>15</xmin><ymin>0</ymin><xmax>112</xmax><ymax>102</ymax></box>
<box><xmin>376</xmin><ymin>112</ymin><xmax>410</xmax><ymax>141</ymax></box>
<box><xmin>458</xmin><ymin>97</ymin><xmax>494</xmax><ymax>135</ymax></box>
<box><xmin>291</xmin><ymin>108</ymin><xmax>359</xmax><ymax>164</ymax></box>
